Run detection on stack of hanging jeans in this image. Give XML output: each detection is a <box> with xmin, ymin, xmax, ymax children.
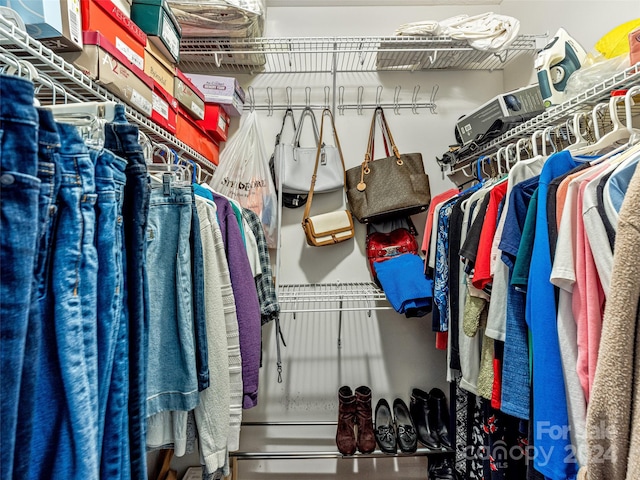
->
<box><xmin>0</xmin><ymin>73</ymin><xmax>151</xmax><ymax>480</ymax></box>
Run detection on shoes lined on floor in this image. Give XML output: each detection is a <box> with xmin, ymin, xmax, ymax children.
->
<box><xmin>336</xmin><ymin>385</ymin><xmax>452</xmax><ymax>455</ymax></box>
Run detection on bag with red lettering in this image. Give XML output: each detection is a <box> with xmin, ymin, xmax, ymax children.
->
<box><xmin>210</xmin><ymin>110</ymin><xmax>278</xmax><ymax>247</ymax></box>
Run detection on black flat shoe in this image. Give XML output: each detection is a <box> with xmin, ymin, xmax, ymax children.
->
<box><xmin>374</xmin><ymin>399</ymin><xmax>396</xmax><ymax>454</ymax></box>
<box><xmin>393</xmin><ymin>398</ymin><xmax>417</xmax><ymax>453</ymax></box>
<box><xmin>410</xmin><ymin>388</ymin><xmax>441</xmax><ymax>449</ymax></box>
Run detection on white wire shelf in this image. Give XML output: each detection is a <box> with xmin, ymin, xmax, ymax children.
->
<box><xmin>178</xmin><ymin>34</ymin><xmax>542</xmax><ymax>75</ymax></box>
<box><xmin>277</xmin><ymin>282</ymin><xmax>390</xmax><ymax>313</ymax></box>
<box><xmin>451</xmin><ymin>62</ymin><xmax>640</xmax><ymax>170</ymax></box>
<box><xmin>0</xmin><ymin>15</ymin><xmax>216</xmax><ymax>177</ymax></box>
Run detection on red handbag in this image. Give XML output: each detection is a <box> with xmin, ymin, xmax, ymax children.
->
<box><xmin>366</xmin><ymin>227</ymin><xmax>419</xmax><ymax>282</ymax></box>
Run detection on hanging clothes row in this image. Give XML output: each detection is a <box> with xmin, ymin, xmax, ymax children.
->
<box><xmin>423</xmin><ymin>88</ymin><xmax>640</xmax><ymax>480</ymax></box>
<box><xmin>0</xmin><ymin>73</ymin><xmax>280</xmax><ymax>480</ymax></box>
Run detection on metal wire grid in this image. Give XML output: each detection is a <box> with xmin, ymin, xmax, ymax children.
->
<box><xmin>178</xmin><ymin>35</ymin><xmax>540</xmax><ymax>75</ymax></box>
<box><xmin>277</xmin><ymin>282</ymin><xmax>390</xmax><ymax>313</ymax></box>
<box><xmin>452</xmin><ymin>63</ymin><xmax>640</xmax><ymax>168</ymax></box>
<box><xmin>0</xmin><ymin>16</ymin><xmax>216</xmax><ymax>177</ymax></box>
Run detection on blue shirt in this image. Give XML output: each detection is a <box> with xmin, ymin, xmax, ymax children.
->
<box><xmin>434</xmin><ymin>197</ymin><xmax>458</xmax><ymax>331</ymax></box>
<box><xmin>526</xmin><ymin>151</ymin><xmax>583</xmax><ymax>480</ymax></box>
<box><xmin>499</xmin><ymin>176</ymin><xmax>539</xmax><ymax>420</ymax></box>
<box><xmin>608</xmin><ymin>155</ymin><xmax>639</xmax><ymax>212</ymax></box>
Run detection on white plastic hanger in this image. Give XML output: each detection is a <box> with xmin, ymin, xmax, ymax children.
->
<box><xmin>570</xmin><ymin>94</ymin><xmax>633</xmax><ymax>155</ymax></box>
<box><xmin>531</xmin><ymin>129</ymin><xmax>544</xmax><ymax>157</ymax></box>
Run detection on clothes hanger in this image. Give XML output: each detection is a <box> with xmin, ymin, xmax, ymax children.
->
<box><xmin>515</xmin><ymin>137</ymin><xmax>531</xmax><ymax>162</ymax></box>
<box><xmin>624</xmin><ymin>86</ymin><xmax>640</xmax><ymax>146</ymax></box>
<box><xmin>567</xmin><ymin>111</ymin><xmax>591</xmax><ymax>150</ymax></box>
<box><xmin>506</xmin><ymin>143</ymin><xmax>518</xmax><ymax>172</ymax></box>
<box><xmin>541</xmin><ymin>125</ymin><xmax>556</xmax><ymax>157</ymax></box>
<box><xmin>570</xmin><ymin>94</ymin><xmax>633</xmax><ymax>156</ymax></box>
<box><xmin>531</xmin><ymin>129</ymin><xmax>544</xmax><ymax>157</ymax></box>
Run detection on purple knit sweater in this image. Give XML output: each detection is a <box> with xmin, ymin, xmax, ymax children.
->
<box><xmin>214</xmin><ymin>195</ymin><xmax>261</xmax><ymax>408</ymax></box>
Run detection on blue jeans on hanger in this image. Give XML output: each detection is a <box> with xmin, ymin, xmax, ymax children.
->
<box><xmin>91</xmin><ymin>145</ymin><xmax>129</xmax><ymax>479</ymax></box>
<box><xmin>104</xmin><ymin>104</ymin><xmax>150</xmax><ymax>480</ymax></box>
<box><xmin>34</xmin><ymin>121</ymin><xmax>100</xmax><ymax>479</ymax></box>
<box><xmin>16</xmin><ymin>108</ymin><xmax>62</xmax><ymax>480</ymax></box>
<box><xmin>191</xmin><ymin>198</ymin><xmax>210</xmax><ymax>392</ymax></box>
<box><xmin>0</xmin><ymin>73</ymin><xmax>40</xmax><ymax>479</ymax></box>
<box><xmin>146</xmin><ymin>180</ymin><xmax>199</xmax><ymax>415</ymax></box>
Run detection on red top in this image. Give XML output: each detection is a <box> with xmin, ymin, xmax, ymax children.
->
<box><xmin>472</xmin><ymin>181</ymin><xmax>508</xmax><ymax>290</ymax></box>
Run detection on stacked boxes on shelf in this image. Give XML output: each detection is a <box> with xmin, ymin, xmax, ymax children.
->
<box><xmin>0</xmin><ymin>0</ymin><xmax>83</xmax><ymax>51</ymax></box>
<box><xmin>5</xmin><ymin>0</ymin><xmax>243</xmax><ymax>165</ymax></box>
<box><xmin>184</xmin><ymin>73</ymin><xmax>246</xmax><ymax>117</ymax></box>
<box><xmin>62</xmin><ymin>31</ymin><xmax>154</xmax><ymax>116</ymax></box>
<box><xmin>81</xmin><ymin>0</ymin><xmax>147</xmax><ymax>70</ymax></box>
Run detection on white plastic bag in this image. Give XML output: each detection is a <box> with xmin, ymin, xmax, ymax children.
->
<box><xmin>210</xmin><ymin>110</ymin><xmax>278</xmax><ymax>248</ymax></box>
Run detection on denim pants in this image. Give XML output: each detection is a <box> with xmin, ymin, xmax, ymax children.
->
<box><xmin>91</xmin><ymin>145</ymin><xmax>128</xmax><ymax>479</ymax></box>
<box><xmin>31</xmin><ymin>121</ymin><xmax>100</xmax><ymax>479</ymax></box>
<box><xmin>146</xmin><ymin>181</ymin><xmax>199</xmax><ymax>416</ymax></box>
<box><xmin>0</xmin><ymin>74</ymin><xmax>40</xmax><ymax>479</ymax></box>
<box><xmin>15</xmin><ymin>108</ymin><xmax>62</xmax><ymax>480</ymax></box>
<box><xmin>191</xmin><ymin>199</ymin><xmax>210</xmax><ymax>392</ymax></box>
<box><xmin>105</xmin><ymin>104</ymin><xmax>150</xmax><ymax>480</ymax></box>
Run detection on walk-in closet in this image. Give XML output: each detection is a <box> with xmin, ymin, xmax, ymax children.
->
<box><xmin>1</xmin><ymin>1</ymin><xmax>639</xmax><ymax>479</ymax></box>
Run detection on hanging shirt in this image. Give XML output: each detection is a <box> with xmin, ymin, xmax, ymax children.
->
<box><xmin>499</xmin><ymin>177</ymin><xmax>538</xmax><ymax>420</ymax></box>
<box><xmin>550</xmin><ymin>165</ymin><xmax>598</xmax><ymax>469</ymax></box>
<box><xmin>526</xmin><ymin>150</ymin><xmax>584</xmax><ymax>480</ymax></box>
<box><xmin>434</xmin><ymin>196</ymin><xmax>459</xmax><ymax>331</ymax></box>
<box><xmin>486</xmin><ymin>156</ymin><xmax>544</xmax><ymax>342</ymax></box>
<box><xmin>472</xmin><ymin>180</ymin><xmax>508</xmax><ymax>290</ymax></box>
<box><xmin>422</xmin><ymin>188</ymin><xmax>459</xmax><ymax>263</ymax></box>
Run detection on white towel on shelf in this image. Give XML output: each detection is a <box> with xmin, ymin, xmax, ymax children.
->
<box><xmin>393</xmin><ymin>12</ymin><xmax>520</xmax><ymax>53</ymax></box>
<box><xmin>438</xmin><ymin>12</ymin><xmax>521</xmax><ymax>52</ymax></box>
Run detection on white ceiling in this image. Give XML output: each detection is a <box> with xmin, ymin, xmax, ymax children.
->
<box><xmin>266</xmin><ymin>0</ymin><xmax>502</xmax><ymax>6</ymax></box>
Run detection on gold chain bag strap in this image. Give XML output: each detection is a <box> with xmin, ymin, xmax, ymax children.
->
<box><xmin>301</xmin><ymin>108</ymin><xmax>355</xmax><ymax>247</ymax></box>
<box><xmin>345</xmin><ymin>107</ymin><xmax>431</xmax><ymax>223</ymax></box>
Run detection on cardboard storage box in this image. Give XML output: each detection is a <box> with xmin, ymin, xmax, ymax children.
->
<box><xmin>2</xmin><ymin>0</ymin><xmax>83</xmax><ymax>51</ymax></box>
<box><xmin>177</xmin><ymin>106</ymin><xmax>219</xmax><ymax>165</ymax></box>
<box><xmin>183</xmin><ymin>73</ymin><xmax>245</xmax><ymax>117</ymax></box>
<box><xmin>111</xmin><ymin>0</ymin><xmax>132</xmax><ymax>17</ymax></box>
<box><xmin>81</xmin><ymin>0</ymin><xmax>146</xmax><ymax>70</ymax></box>
<box><xmin>63</xmin><ymin>31</ymin><xmax>153</xmax><ymax>116</ymax></box>
<box><xmin>131</xmin><ymin>0</ymin><xmax>181</xmax><ymax>63</ymax></box>
<box><xmin>456</xmin><ymin>84</ymin><xmax>544</xmax><ymax>145</ymax></box>
<box><xmin>198</xmin><ymin>103</ymin><xmax>230</xmax><ymax>143</ymax></box>
<box><xmin>174</xmin><ymin>69</ymin><xmax>205</xmax><ymax>121</ymax></box>
<box><xmin>144</xmin><ymin>40</ymin><xmax>175</xmax><ymax>97</ymax></box>
<box><xmin>151</xmin><ymin>81</ymin><xmax>177</xmax><ymax>134</ymax></box>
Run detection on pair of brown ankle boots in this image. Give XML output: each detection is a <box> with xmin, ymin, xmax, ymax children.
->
<box><xmin>336</xmin><ymin>385</ymin><xmax>376</xmax><ymax>455</ymax></box>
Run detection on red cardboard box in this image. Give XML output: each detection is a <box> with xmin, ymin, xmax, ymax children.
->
<box><xmin>151</xmin><ymin>81</ymin><xmax>177</xmax><ymax>134</ymax></box>
<box><xmin>62</xmin><ymin>31</ymin><xmax>153</xmax><ymax>116</ymax></box>
<box><xmin>197</xmin><ymin>103</ymin><xmax>230</xmax><ymax>143</ymax></box>
<box><xmin>81</xmin><ymin>0</ymin><xmax>147</xmax><ymax>70</ymax></box>
<box><xmin>176</xmin><ymin>106</ymin><xmax>219</xmax><ymax>165</ymax></box>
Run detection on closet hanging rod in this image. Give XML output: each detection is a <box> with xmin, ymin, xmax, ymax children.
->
<box><xmin>337</xmin><ymin>102</ymin><xmax>437</xmax><ymax>111</ymax></box>
<box><xmin>247</xmin><ymin>104</ymin><xmax>330</xmax><ymax>112</ymax></box>
<box><xmin>229</xmin><ymin>447</ymin><xmax>454</xmax><ymax>460</ymax></box>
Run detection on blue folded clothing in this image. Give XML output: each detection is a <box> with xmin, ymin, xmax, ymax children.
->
<box><xmin>374</xmin><ymin>254</ymin><xmax>434</xmax><ymax>314</ymax></box>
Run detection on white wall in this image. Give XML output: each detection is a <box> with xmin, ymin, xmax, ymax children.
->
<box><xmin>167</xmin><ymin>3</ymin><xmax>638</xmax><ymax>479</ymax></box>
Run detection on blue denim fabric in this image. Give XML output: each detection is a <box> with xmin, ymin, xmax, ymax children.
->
<box><xmin>0</xmin><ymin>74</ymin><xmax>40</xmax><ymax>479</ymax></box>
<box><xmin>104</xmin><ymin>104</ymin><xmax>150</xmax><ymax>480</ymax></box>
<box><xmin>31</xmin><ymin>121</ymin><xmax>100</xmax><ymax>479</ymax></box>
<box><xmin>191</xmin><ymin>198</ymin><xmax>210</xmax><ymax>391</ymax></box>
<box><xmin>14</xmin><ymin>108</ymin><xmax>61</xmax><ymax>480</ymax></box>
<box><xmin>146</xmin><ymin>181</ymin><xmax>199</xmax><ymax>415</ymax></box>
<box><xmin>91</xmin><ymin>145</ymin><xmax>128</xmax><ymax>479</ymax></box>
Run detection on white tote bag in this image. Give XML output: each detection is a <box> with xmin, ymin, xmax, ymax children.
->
<box><xmin>274</xmin><ymin>107</ymin><xmax>344</xmax><ymax>194</ymax></box>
